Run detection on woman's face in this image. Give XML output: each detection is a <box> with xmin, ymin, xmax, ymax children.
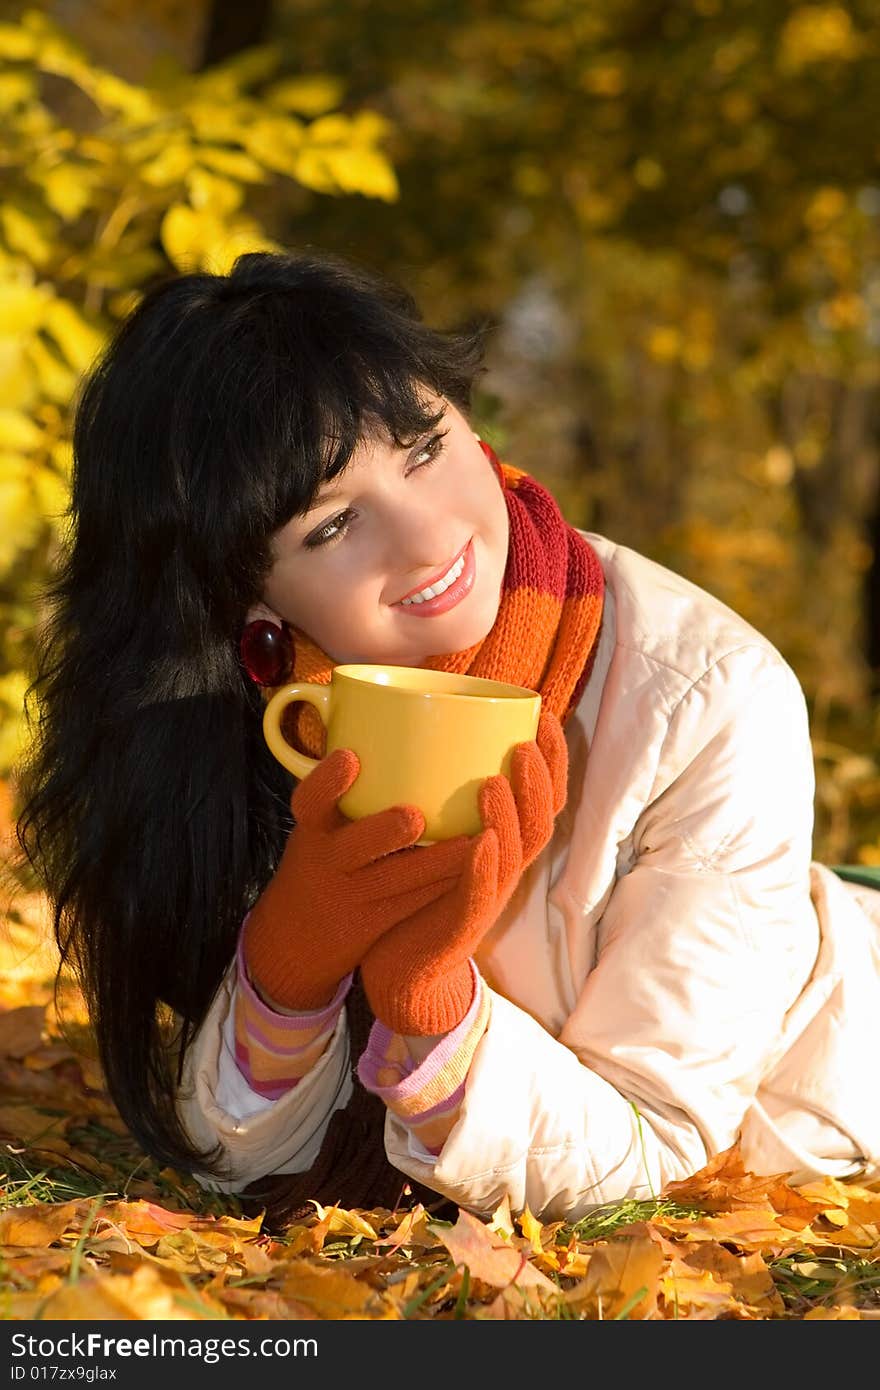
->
<box><xmin>250</xmin><ymin>395</ymin><xmax>510</xmax><ymax>665</ymax></box>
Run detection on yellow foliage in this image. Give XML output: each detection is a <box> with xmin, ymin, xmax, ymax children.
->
<box><xmin>0</xmin><ymin>280</ymin><xmax>51</xmax><ymax>338</ymax></box>
<box><xmin>42</xmin><ymin>300</ymin><xmax>105</xmax><ymax>374</ymax></box>
<box><xmin>0</xmin><ymin>22</ymin><xmax>36</xmax><ymax>60</ymax></box>
<box><xmin>196</xmin><ymin>145</ymin><xmax>267</xmax><ymax>183</ymax></box>
<box><xmin>0</xmin><ymin>409</ymin><xmax>43</xmax><ymax>450</ymax></box>
<box><xmin>160</xmin><ymin>204</ymin><xmax>278</xmax><ymax>274</ymax></box>
<box><xmin>140</xmin><ymin>141</ymin><xmax>197</xmax><ymax>188</ymax></box>
<box><xmin>266</xmin><ymin>74</ymin><xmax>345</xmax><ymax>115</ymax></box>
<box><xmin>0</xmin><ymin>71</ymin><xmax>34</xmax><ymax>111</ymax></box>
<box><xmin>36</xmin><ymin>164</ymin><xmax>99</xmax><ymax>222</ymax></box>
<box><xmin>646</xmin><ymin>325</ymin><xmax>681</xmax><ymax>363</ymax></box>
<box><xmin>185</xmin><ymin>169</ymin><xmax>244</xmax><ymax>216</ymax></box>
<box><xmin>779</xmin><ymin>6</ymin><xmax>862</xmax><ymax>70</ymax></box>
<box><xmin>24</xmin><ymin>337</ymin><xmax>76</xmax><ymax>404</ymax></box>
<box><xmin>0</xmin><ymin>343</ymin><xmax>38</xmax><ymax>411</ymax></box>
<box><xmin>1</xmin><ymin>205</ymin><xmax>55</xmax><ymax>266</ymax></box>
<box><xmin>0</xmin><ymin>670</ymin><xmax>29</xmax><ymax>773</ymax></box>
<box><xmin>32</xmin><ymin>461</ymin><xmax>70</xmax><ymax>534</ymax></box>
<box><xmin>0</xmin><ymin>7</ymin><xmax>394</xmax><ymax>774</ymax></box>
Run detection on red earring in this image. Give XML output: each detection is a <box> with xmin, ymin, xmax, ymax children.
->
<box><xmin>239</xmin><ymin>620</ymin><xmax>294</xmax><ymax>687</ymax></box>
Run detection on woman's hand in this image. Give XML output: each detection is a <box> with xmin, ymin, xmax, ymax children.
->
<box><xmin>360</xmin><ymin>711</ymin><xmax>568</xmax><ymax>1034</ymax></box>
<box><xmin>242</xmin><ymin>748</ymin><xmax>472</xmax><ymax>1011</ymax></box>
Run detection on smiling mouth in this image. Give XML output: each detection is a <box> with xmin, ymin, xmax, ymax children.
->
<box><xmin>394</xmin><ymin>539</ymin><xmax>476</xmax><ymax>617</ymax></box>
<box><xmin>394</xmin><ymin>539</ymin><xmax>469</xmax><ymax>606</ymax></box>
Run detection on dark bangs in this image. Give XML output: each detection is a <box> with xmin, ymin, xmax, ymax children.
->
<box><xmin>219</xmin><ymin>249</ymin><xmax>489</xmax><ymax>531</ymax></box>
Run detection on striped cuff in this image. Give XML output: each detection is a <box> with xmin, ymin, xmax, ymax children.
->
<box><xmin>356</xmin><ymin>962</ymin><xmax>491</xmax><ymax>1156</ymax></box>
<box><xmin>234</xmin><ymin>927</ymin><xmax>352</xmax><ymax>1100</ymax></box>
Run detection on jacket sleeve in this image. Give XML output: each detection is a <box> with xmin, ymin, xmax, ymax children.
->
<box><xmin>382</xmin><ymin>647</ymin><xmax>822</xmax><ymax>1220</ymax></box>
<box><xmin>175</xmin><ymin>961</ymin><xmax>354</xmax><ymax>1193</ymax></box>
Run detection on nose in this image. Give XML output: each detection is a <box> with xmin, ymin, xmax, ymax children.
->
<box><xmin>378</xmin><ymin>493</ymin><xmax>457</xmax><ymax>579</ymax></box>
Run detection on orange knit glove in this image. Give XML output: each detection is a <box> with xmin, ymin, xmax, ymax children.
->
<box><xmin>360</xmin><ymin>711</ymin><xmax>568</xmax><ymax>1035</ymax></box>
<box><xmin>242</xmin><ymin>748</ymin><xmax>473</xmax><ymax>1011</ymax></box>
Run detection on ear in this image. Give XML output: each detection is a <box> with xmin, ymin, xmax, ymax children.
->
<box><xmin>245</xmin><ymin>600</ymin><xmax>284</xmax><ymax>627</ymax></box>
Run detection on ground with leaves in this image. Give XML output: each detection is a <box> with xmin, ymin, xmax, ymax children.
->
<box><xmin>2</xmin><ymin>865</ymin><xmax>880</xmax><ymax>1320</ymax></box>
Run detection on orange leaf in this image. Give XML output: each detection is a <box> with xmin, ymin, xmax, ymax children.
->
<box><xmin>430</xmin><ymin>1207</ymin><xmax>557</xmax><ymax>1316</ymax></box>
<box><xmin>682</xmin><ymin>1243</ymin><xmax>785</xmax><ymax>1316</ymax></box>
<box><xmin>0</xmin><ymin>1103</ymin><xmax>70</xmax><ymax>1142</ymax></box>
<box><xmin>804</xmin><ymin>1304</ymin><xmax>863</xmax><ymax>1319</ymax></box>
<box><xmin>662</xmin><ymin>1142</ymin><xmax>826</xmax><ymax>1227</ymax></box>
<box><xmin>0</xmin><ymin>1005</ymin><xmax>46</xmax><ymax>1057</ymax></box>
<box><xmin>656</xmin><ymin>1204</ymin><xmax>806</xmax><ymax>1255</ymax></box>
<box><xmin>0</xmin><ymin>1200</ymin><xmax>79</xmax><ymax>1247</ymax></box>
<box><xmin>374</xmin><ymin>1203</ymin><xmax>433</xmax><ymax>1254</ymax></box>
<box><xmin>36</xmin><ymin>1263</ymin><xmax>226</xmax><ymax>1319</ymax></box>
<box><xmin>278</xmin><ymin>1258</ymin><xmax>401</xmax><ymax>1319</ymax></box>
<box><xmin>563</xmin><ymin>1233</ymin><xmax>663</xmax><ymax>1320</ymax></box>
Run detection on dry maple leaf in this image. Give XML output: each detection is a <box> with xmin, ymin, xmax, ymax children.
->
<box><xmin>430</xmin><ymin>1207</ymin><xmax>558</xmax><ymax>1317</ymax></box>
<box><xmin>0</xmin><ymin>1004</ymin><xmax>46</xmax><ymax>1057</ymax></box>
<box><xmin>655</xmin><ymin>1203</ymin><xmax>812</xmax><ymax>1256</ymax></box>
<box><xmin>34</xmin><ymin>1263</ymin><xmax>229</xmax><ymax>1320</ymax></box>
<box><xmin>680</xmin><ymin>1243</ymin><xmax>786</xmax><ymax>1317</ymax></box>
<box><xmin>562</xmin><ymin>1232</ymin><xmax>663</xmax><ymax>1320</ymax></box>
<box><xmin>0</xmin><ymin>1200</ymin><xmax>79</xmax><ymax>1248</ymax></box>
<box><xmin>278</xmin><ymin>1258</ymin><xmax>402</xmax><ymax>1319</ymax></box>
<box><xmin>662</xmin><ymin>1143</ymin><xmax>826</xmax><ymax>1228</ymax></box>
<box><xmin>372</xmin><ymin>1203</ymin><xmax>433</xmax><ymax>1254</ymax></box>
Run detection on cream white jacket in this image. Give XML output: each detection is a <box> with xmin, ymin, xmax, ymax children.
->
<box><xmin>178</xmin><ymin>533</ymin><xmax>880</xmax><ymax>1220</ymax></box>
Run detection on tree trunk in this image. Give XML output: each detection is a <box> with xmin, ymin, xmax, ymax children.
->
<box><xmin>199</xmin><ymin>0</ymin><xmax>273</xmax><ymax>68</ymax></box>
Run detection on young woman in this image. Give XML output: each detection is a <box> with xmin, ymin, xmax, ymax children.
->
<box><xmin>15</xmin><ymin>248</ymin><xmax>880</xmax><ymax>1228</ymax></box>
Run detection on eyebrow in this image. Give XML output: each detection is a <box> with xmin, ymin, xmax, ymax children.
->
<box><xmin>302</xmin><ymin>484</ymin><xmax>345</xmax><ymax>515</ymax></box>
<box><xmin>300</xmin><ymin>417</ymin><xmax>444</xmax><ymax>516</ymax></box>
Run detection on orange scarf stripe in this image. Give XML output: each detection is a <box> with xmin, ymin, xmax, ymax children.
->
<box><xmin>277</xmin><ymin>446</ymin><xmax>605</xmax><ymax>760</ymax></box>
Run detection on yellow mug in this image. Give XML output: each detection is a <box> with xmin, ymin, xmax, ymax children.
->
<box><xmin>262</xmin><ymin>664</ymin><xmax>541</xmax><ymax>842</ymax></box>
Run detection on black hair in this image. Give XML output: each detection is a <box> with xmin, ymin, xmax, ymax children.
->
<box><xmin>14</xmin><ymin>248</ymin><xmax>489</xmax><ymax>1180</ymax></box>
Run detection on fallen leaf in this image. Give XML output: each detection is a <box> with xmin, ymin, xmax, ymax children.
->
<box><xmin>278</xmin><ymin>1258</ymin><xmax>401</xmax><ymax>1319</ymax></box>
<box><xmin>655</xmin><ymin>1203</ymin><xmax>810</xmax><ymax>1255</ymax></box>
<box><xmin>309</xmin><ymin>1202</ymin><xmax>378</xmax><ymax>1241</ymax></box>
<box><xmin>803</xmin><ymin>1304</ymin><xmax>863</xmax><ymax>1319</ymax></box>
<box><xmin>563</xmin><ymin>1233</ymin><xmax>663</xmax><ymax>1319</ymax></box>
<box><xmin>0</xmin><ymin>1104</ymin><xmax>70</xmax><ymax>1143</ymax></box>
<box><xmin>374</xmin><ymin>1203</ymin><xmax>433</xmax><ymax>1254</ymax></box>
<box><xmin>430</xmin><ymin>1207</ymin><xmax>557</xmax><ymax>1316</ymax></box>
<box><xmin>0</xmin><ymin>1201</ymin><xmax>79</xmax><ymax>1247</ymax></box>
<box><xmin>682</xmin><ymin>1243</ymin><xmax>785</xmax><ymax>1316</ymax></box>
<box><xmin>0</xmin><ymin>1005</ymin><xmax>46</xmax><ymax>1057</ymax></box>
<box><xmin>662</xmin><ymin>1143</ymin><xmax>826</xmax><ymax>1227</ymax></box>
<box><xmin>36</xmin><ymin>1263</ymin><xmax>229</xmax><ymax>1319</ymax></box>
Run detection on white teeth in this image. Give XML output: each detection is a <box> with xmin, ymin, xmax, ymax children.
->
<box><xmin>401</xmin><ymin>551</ymin><xmax>466</xmax><ymax>605</ymax></box>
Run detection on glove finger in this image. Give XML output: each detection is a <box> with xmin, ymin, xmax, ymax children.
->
<box><xmin>373</xmin><ymin>871</ymin><xmax>463</xmax><ymax>928</ymax></box>
<box><xmin>327</xmin><ymin>801</ymin><xmax>428</xmax><ymax>871</ymax></box>
<box><xmin>536</xmin><ymin>710</ymin><xmax>568</xmax><ymax>815</ymax></box>
<box><xmin>384</xmin><ymin>829</ymin><xmax>500</xmax><ymax>967</ymax></box>
<box><xmin>451</xmin><ymin>828</ymin><xmax>503</xmax><ymax>939</ymax></box>
<box><xmin>510</xmin><ymin>740</ymin><xmax>555</xmax><ymax>868</ymax></box>
<box><xmin>362</xmin><ymin>832</ymin><xmax>500</xmax><ymax>1028</ymax></box>
<box><xmin>353</xmin><ymin>830</ymin><xmax>472</xmax><ymax>895</ymax></box>
<box><xmin>477</xmin><ymin>774</ymin><xmax>522</xmax><ymax>892</ymax></box>
<box><xmin>291</xmin><ymin>748</ymin><xmax>360</xmax><ymax>831</ymax></box>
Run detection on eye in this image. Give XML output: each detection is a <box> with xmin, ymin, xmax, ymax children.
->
<box><xmin>304</xmin><ymin>507</ymin><xmax>353</xmax><ymax>549</ymax></box>
<box><xmin>409</xmin><ymin>430</ymin><xmax>448</xmax><ymax>470</ymax></box>
<box><xmin>303</xmin><ymin>430</ymin><xmax>449</xmax><ymax>550</ymax></box>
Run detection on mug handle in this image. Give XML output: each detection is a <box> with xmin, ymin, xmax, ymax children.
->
<box><xmin>262</xmin><ymin>682</ymin><xmax>332</xmax><ymax>780</ymax></box>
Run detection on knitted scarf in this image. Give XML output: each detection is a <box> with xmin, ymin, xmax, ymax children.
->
<box><xmin>279</xmin><ymin>442</ymin><xmax>605</xmax><ymax>760</ymax></box>
<box><xmin>243</xmin><ymin>447</ymin><xmax>606</xmax><ymax>1230</ymax></box>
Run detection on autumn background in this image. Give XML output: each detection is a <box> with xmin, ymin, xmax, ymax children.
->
<box><xmin>0</xmin><ymin>0</ymin><xmax>879</xmax><ymax>1320</ymax></box>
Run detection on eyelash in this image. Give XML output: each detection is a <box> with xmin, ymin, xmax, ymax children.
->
<box><xmin>304</xmin><ymin>431</ymin><xmax>449</xmax><ymax>549</ymax></box>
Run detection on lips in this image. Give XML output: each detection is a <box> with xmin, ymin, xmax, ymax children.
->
<box><xmin>396</xmin><ymin>539</ymin><xmax>471</xmax><ymax>604</ymax></box>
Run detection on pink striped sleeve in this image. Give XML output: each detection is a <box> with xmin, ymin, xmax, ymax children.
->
<box><xmin>234</xmin><ymin>926</ymin><xmax>352</xmax><ymax>1100</ymax></box>
<box><xmin>356</xmin><ymin>962</ymin><xmax>491</xmax><ymax>1155</ymax></box>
